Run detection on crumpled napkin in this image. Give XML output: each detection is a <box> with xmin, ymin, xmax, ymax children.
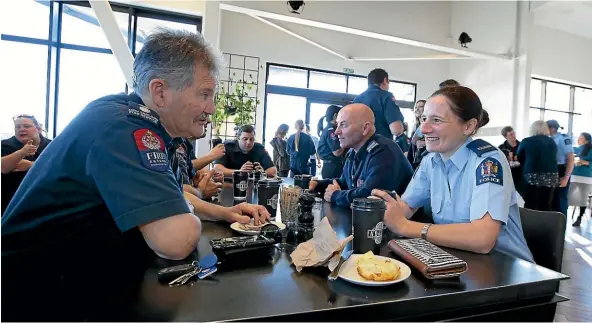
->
<box><xmin>290</xmin><ymin>217</ymin><xmax>353</xmax><ymax>272</ymax></box>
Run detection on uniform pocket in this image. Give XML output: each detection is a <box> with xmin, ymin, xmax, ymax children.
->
<box><xmin>430</xmin><ymin>194</ymin><xmax>443</xmax><ymax>215</ymax></box>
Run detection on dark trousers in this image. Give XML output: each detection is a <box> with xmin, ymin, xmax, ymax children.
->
<box><xmin>310</xmin><ymin>159</ymin><xmax>317</xmax><ymax>176</ymax></box>
<box><xmin>524</xmin><ymin>184</ymin><xmax>555</xmax><ymax>211</ymax></box>
<box><xmin>289</xmin><ymin>166</ymin><xmax>310</xmax><ymax>178</ymax></box>
<box><xmin>552</xmin><ymin>165</ymin><xmax>571</xmax><ymax>215</ymax></box>
<box><xmin>278</xmin><ymin>170</ymin><xmax>289</xmax><ymax>177</ymax></box>
<box><xmin>321</xmin><ymin>162</ymin><xmax>344</xmax><ymax>180</ymax></box>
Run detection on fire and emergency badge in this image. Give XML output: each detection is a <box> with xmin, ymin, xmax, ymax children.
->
<box><xmin>476</xmin><ymin>157</ymin><xmax>503</xmax><ymax>186</ymax></box>
<box><xmin>134</xmin><ymin>129</ymin><xmax>168</xmax><ymax>172</ymax></box>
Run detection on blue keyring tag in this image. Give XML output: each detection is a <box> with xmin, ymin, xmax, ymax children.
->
<box><xmin>199</xmin><ymin>254</ymin><xmax>218</xmax><ymax>269</ymax></box>
<box><xmin>198</xmin><ymin>266</ymin><xmax>217</xmax><ymax>279</ymax></box>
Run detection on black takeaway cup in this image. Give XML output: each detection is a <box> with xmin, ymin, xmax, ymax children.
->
<box><xmin>351</xmin><ymin>197</ymin><xmax>387</xmax><ymax>254</ymax></box>
<box><xmin>257</xmin><ymin>178</ymin><xmax>282</xmax><ymax>220</ymax></box>
<box><xmin>233</xmin><ymin>170</ymin><xmax>249</xmax><ymax>200</ymax></box>
<box><xmin>293</xmin><ymin>175</ymin><xmax>312</xmax><ymax>190</ymax></box>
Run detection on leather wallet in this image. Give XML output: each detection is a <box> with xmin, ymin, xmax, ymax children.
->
<box><xmin>388</xmin><ymin>239</ymin><xmax>468</xmax><ymax>279</ymax></box>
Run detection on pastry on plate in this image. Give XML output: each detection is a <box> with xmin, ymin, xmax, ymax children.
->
<box><xmin>356</xmin><ymin>251</ymin><xmax>400</xmax><ymax>281</ymax></box>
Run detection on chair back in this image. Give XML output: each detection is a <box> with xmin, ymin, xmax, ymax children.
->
<box><xmin>519</xmin><ymin>207</ymin><xmax>566</xmax><ymax>272</ymax></box>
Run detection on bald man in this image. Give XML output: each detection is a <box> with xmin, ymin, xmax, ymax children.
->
<box><xmin>309</xmin><ymin>104</ymin><xmax>413</xmax><ymax>207</ymax></box>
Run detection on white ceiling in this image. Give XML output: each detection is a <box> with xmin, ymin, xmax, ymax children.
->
<box><xmin>533</xmin><ymin>1</ymin><xmax>592</xmax><ymax>40</ymax></box>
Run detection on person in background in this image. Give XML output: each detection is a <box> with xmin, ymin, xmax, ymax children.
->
<box><xmin>439</xmin><ymin>79</ymin><xmax>461</xmax><ymax>88</ymax></box>
<box><xmin>569</xmin><ymin>132</ymin><xmax>592</xmax><ymax>226</ymax></box>
<box><xmin>214</xmin><ymin>125</ymin><xmax>277</xmax><ymax>178</ymax></box>
<box><xmin>309</xmin><ymin>104</ymin><xmax>413</xmax><ymax>207</ymax></box>
<box><xmin>516</xmin><ymin>121</ymin><xmax>558</xmax><ymax>211</ymax></box>
<box><xmin>270</xmin><ymin>124</ymin><xmax>290</xmax><ymax>177</ymax></box>
<box><xmin>373</xmin><ymin>86</ymin><xmax>533</xmax><ymax>262</ymax></box>
<box><xmin>305</xmin><ymin>124</ymin><xmax>321</xmax><ymax>176</ymax></box>
<box><xmin>547</xmin><ymin>120</ymin><xmax>575</xmax><ymax>216</ymax></box>
<box><xmin>317</xmin><ymin>105</ymin><xmax>345</xmax><ymax>179</ymax></box>
<box><xmin>1</xmin><ymin>115</ymin><xmax>52</xmax><ymax>215</ymax></box>
<box><xmin>395</xmin><ymin>122</ymin><xmax>410</xmax><ymax>156</ymax></box>
<box><xmin>498</xmin><ymin>126</ymin><xmax>523</xmax><ymax>194</ymax></box>
<box><xmin>353</xmin><ymin>68</ymin><xmax>404</xmax><ymax>139</ymax></box>
<box><xmin>407</xmin><ymin>100</ymin><xmax>427</xmax><ymax>169</ymax></box>
<box><xmin>287</xmin><ymin>120</ymin><xmax>316</xmax><ymax>177</ymax></box>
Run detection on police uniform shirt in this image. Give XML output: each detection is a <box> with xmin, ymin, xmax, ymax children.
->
<box><xmin>318</xmin><ymin>125</ymin><xmax>345</xmax><ymax>163</ymax></box>
<box><xmin>401</xmin><ymin>138</ymin><xmax>534</xmax><ymax>262</ymax></box>
<box><xmin>395</xmin><ymin>133</ymin><xmax>410</xmax><ymax>154</ymax></box>
<box><xmin>287</xmin><ymin>132</ymin><xmax>316</xmax><ymax>169</ymax></box>
<box><xmin>1</xmin><ymin>135</ymin><xmax>52</xmax><ymax>214</ymax></box>
<box><xmin>551</xmin><ymin>132</ymin><xmax>574</xmax><ymax>165</ymax></box>
<box><xmin>1</xmin><ymin>92</ymin><xmax>190</xmax><ymax>261</ymax></box>
<box><xmin>353</xmin><ymin>85</ymin><xmax>404</xmax><ymax>138</ymax></box>
<box><xmin>320</xmin><ymin>134</ymin><xmax>413</xmax><ymax>207</ymax></box>
<box><xmin>214</xmin><ymin>141</ymin><xmax>274</xmax><ymax>170</ymax></box>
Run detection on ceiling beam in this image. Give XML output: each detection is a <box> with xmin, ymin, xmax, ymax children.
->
<box><xmin>352</xmin><ymin>55</ymin><xmax>475</xmax><ymax>61</ymax></box>
<box><xmin>220</xmin><ymin>3</ymin><xmax>511</xmax><ymax>61</ymax></box>
<box><xmin>249</xmin><ymin>15</ymin><xmax>349</xmax><ymax>60</ymax></box>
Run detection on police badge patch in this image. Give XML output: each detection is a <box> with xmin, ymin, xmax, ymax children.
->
<box><xmin>134</xmin><ymin>129</ymin><xmax>168</xmax><ymax>172</ymax></box>
<box><xmin>476</xmin><ymin>157</ymin><xmax>503</xmax><ymax>186</ymax></box>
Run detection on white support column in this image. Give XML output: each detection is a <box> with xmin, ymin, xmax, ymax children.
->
<box><xmin>196</xmin><ymin>0</ymin><xmax>222</xmax><ymax>161</ymax></box>
<box><xmin>511</xmin><ymin>0</ymin><xmax>534</xmax><ymax>140</ymax></box>
<box><xmin>90</xmin><ymin>0</ymin><xmax>134</xmax><ymax>88</ymax></box>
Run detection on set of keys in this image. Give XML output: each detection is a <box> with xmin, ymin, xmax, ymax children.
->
<box><xmin>157</xmin><ymin>254</ymin><xmax>218</xmax><ymax>287</ymax></box>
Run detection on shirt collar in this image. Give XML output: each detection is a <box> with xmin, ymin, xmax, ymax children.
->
<box><xmin>351</xmin><ymin>134</ymin><xmax>378</xmax><ymax>163</ymax></box>
<box><xmin>432</xmin><ymin>137</ymin><xmax>473</xmax><ymax>169</ymax></box>
<box><xmin>128</xmin><ymin>92</ymin><xmax>173</xmax><ymax>146</ymax></box>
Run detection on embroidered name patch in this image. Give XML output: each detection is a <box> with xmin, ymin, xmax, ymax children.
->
<box><xmin>128</xmin><ymin>103</ymin><xmax>159</xmax><ymax>125</ymax></box>
<box><xmin>476</xmin><ymin>157</ymin><xmax>503</xmax><ymax>186</ymax></box>
<box><xmin>134</xmin><ymin>129</ymin><xmax>168</xmax><ymax>172</ymax></box>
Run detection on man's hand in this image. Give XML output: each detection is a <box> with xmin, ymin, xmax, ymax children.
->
<box><xmin>240</xmin><ymin>161</ymin><xmax>254</xmax><ymax>172</ymax></box>
<box><xmin>20</xmin><ymin>140</ymin><xmax>37</xmax><ymax>157</ymax></box>
<box><xmin>371</xmin><ymin>189</ymin><xmax>409</xmax><ymax>236</ymax></box>
<box><xmin>212</xmin><ymin>170</ymin><xmax>224</xmax><ymax>183</ymax></box>
<box><xmin>196</xmin><ymin>169</ymin><xmax>223</xmax><ymax>198</ymax></box>
<box><xmin>207</xmin><ymin>144</ymin><xmax>225</xmax><ymax>160</ymax></box>
<box><xmin>227</xmin><ymin>203</ymin><xmax>270</xmax><ymax>225</ymax></box>
<box><xmin>416</xmin><ymin>139</ymin><xmax>426</xmax><ymax>149</ymax></box>
<box><xmin>559</xmin><ymin>176</ymin><xmax>569</xmax><ymax>188</ymax></box>
<box><xmin>324</xmin><ymin>179</ymin><xmax>341</xmax><ymax>202</ymax></box>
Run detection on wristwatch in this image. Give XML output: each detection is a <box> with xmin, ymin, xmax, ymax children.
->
<box><xmin>421</xmin><ymin>223</ymin><xmax>432</xmax><ymax>240</ymax></box>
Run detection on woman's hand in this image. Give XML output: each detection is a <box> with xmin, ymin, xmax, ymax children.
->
<box><xmin>20</xmin><ymin>140</ymin><xmax>37</xmax><ymax>157</ymax></box>
<box><xmin>371</xmin><ymin>189</ymin><xmax>409</xmax><ymax>236</ymax></box>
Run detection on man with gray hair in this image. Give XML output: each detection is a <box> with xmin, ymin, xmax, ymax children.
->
<box><xmin>2</xmin><ymin>29</ymin><xmax>268</xmax><ymax>321</ymax></box>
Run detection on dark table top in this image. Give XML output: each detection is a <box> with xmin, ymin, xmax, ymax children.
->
<box><xmin>132</xmin><ymin>179</ymin><xmax>568</xmax><ymax>321</ymax></box>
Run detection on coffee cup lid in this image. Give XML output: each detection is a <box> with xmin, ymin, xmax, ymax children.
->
<box><xmin>351</xmin><ymin>197</ymin><xmax>386</xmax><ymax>210</ymax></box>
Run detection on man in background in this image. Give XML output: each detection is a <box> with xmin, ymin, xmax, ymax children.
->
<box><xmin>214</xmin><ymin>125</ymin><xmax>276</xmax><ymax>177</ymax></box>
<box><xmin>547</xmin><ymin>120</ymin><xmax>575</xmax><ymax>215</ymax></box>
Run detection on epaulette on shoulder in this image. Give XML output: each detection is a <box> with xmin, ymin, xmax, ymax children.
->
<box><xmin>366</xmin><ymin>140</ymin><xmax>379</xmax><ymax>153</ymax></box>
<box><xmin>466</xmin><ymin>139</ymin><xmax>497</xmax><ymax>157</ymax></box>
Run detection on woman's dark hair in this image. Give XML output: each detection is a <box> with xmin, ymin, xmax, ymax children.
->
<box><xmin>430</xmin><ymin>86</ymin><xmax>489</xmax><ymax>131</ymax></box>
<box><xmin>275</xmin><ymin>124</ymin><xmax>289</xmax><ymax>137</ymax></box>
<box><xmin>438</xmin><ymin>79</ymin><xmax>461</xmax><ymax>89</ymax></box>
<box><xmin>581</xmin><ymin>132</ymin><xmax>592</xmax><ymax>156</ymax></box>
<box><xmin>317</xmin><ymin>105</ymin><xmax>342</xmax><ymax>136</ymax></box>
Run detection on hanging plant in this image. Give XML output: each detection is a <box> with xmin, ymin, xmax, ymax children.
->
<box><xmin>213</xmin><ymin>73</ymin><xmax>260</xmax><ymax>136</ymax></box>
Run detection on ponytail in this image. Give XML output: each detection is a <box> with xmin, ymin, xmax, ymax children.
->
<box><xmin>294</xmin><ymin>119</ymin><xmax>304</xmax><ymax>153</ymax></box>
<box><xmin>318</xmin><ymin>105</ymin><xmax>342</xmax><ymax>136</ymax></box>
<box><xmin>317</xmin><ymin>117</ymin><xmax>324</xmax><ymax>137</ymax></box>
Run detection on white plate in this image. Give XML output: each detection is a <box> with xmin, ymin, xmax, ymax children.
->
<box><xmin>230</xmin><ymin>221</ymin><xmax>286</xmax><ymax>235</ymax></box>
<box><xmin>338</xmin><ymin>254</ymin><xmax>411</xmax><ymax>286</ymax></box>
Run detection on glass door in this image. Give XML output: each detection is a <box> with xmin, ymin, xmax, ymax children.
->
<box><xmin>264</xmin><ymin>94</ymin><xmax>307</xmax><ymax>154</ymax></box>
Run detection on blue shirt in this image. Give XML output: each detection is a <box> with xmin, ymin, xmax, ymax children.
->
<box><xmin>318</xmin><ymin>125</ymin><xmax>344</xmax><ymax>163</ymax></box>
<box><xmin>551</xmin><ymin>132</ymin><xmax>574</xmax><ymax>165</ymax></box>
<box><xmin>353</xmin><ymin>85</ymin><xmax>404</xmax><ymax>139</ymax></box>
<box><xmin>573</xmin><ymin>145</ymin><xmax>592</xmax><ymax>178</ymax></box>
<box><xmin>310</xmin><ymin>135</ymin><xmax>319</xmax><ymax>160</ymax></box>
<box><xmin>287</xmin><ymin>132</ymin><xmax>316</xmax><ymax>169</ymax></box>
<box><xmin>401</xmin><ymin>138</ymin><xmax>534</xmax><ymax>263</ymax></box>
<box><xmin>516</xmin><ymin>135</ymin><xmax>558</xmax><ymax>175</ymax></box>
<box><xmin>1</xmin><ymin>92</ymin><xmax>190</xmax><ymax>258</ymax></box>
<box><xmin>320</xmin><ymin>134</ymin><xmax>413</xmax><ymax>207</ymax></box>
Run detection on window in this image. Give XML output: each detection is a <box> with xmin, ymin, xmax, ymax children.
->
<box><xmin>266</xmin><ymin>66</ymin><xmax>308</xmax><ymax>88</ymax></box>
<box><xmin>347</xmin><ymin>76</ymin><xmax>367</xmax><ymax>95</ymax></box>
<box><xmin>309</xmin><ymin>71</ymin><xmax>346</xmax><ymax>93</ymax></box>
<box><xmin>135</xmin><ymin>17</ymin><xmax>198</xmax><ymax>53</ymax></box>
<box><xmin>544</xmin><ymin>82</ymin><xmax>570</xmax><ymax>112</ymax></box>
<box><xmin>389</xmin><ymin>82</ymin><xmax>416</xmax><ymax>102</ymax></box>
<box><xmin>264</xmin><ymin>94</ymin><xmax>307</xmax><ymax>154</ymax></box>
<box><xmin>530</xmin><ymin>79</ymin><xmax>542</xmax><ymax>108</ymax></box>
<box><xmin>1</xmin><ymin>0</ymin><xmax>202</xmax><ymax>137</ymax></box>
<box><xmin>573</xmin><ymin>88</ymin><xmax>592</xmax><ymax>141</ymax></box>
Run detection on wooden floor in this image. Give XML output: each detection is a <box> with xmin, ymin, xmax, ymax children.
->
<box><xmin>554</xmin><ymin>207</ymin><xmax>592</xmax><ymax>322</ymax></box>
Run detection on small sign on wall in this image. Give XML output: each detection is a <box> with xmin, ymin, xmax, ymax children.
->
<box><xmin>343</xmin><ymin>68</ymin><xmax>354</xmax><ymax>74</ymax></box>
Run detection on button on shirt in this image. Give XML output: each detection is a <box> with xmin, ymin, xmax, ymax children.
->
<box><xmin>551</xmin><ymin>132</ymin><xmax>574</xmax><ymax>165</ymax></box>
<box><xmin>353</xmin><ymin>85</ymin><xmax>404</xmax><ymax>139</ymax></box>
<box><xmin>401</xmin><ymin>137</ymin><xmax>534</xmax><ymax>262</ymax></box>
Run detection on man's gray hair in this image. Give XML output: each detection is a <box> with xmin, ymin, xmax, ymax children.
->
<box><xmin>133</xmin><ymin>28</ymin><xmax>223</xmax><ymax>96</ymax></box>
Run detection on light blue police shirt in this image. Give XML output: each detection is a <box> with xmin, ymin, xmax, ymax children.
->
<box><xmin>551</xmin><ymin>132</ymin><xmax>574</xmax><ymax>165</ymax></box>
<box><xmin>401</xmin><ymin>137</ymin><xmax>534</xmax><ymax>263</ymax></box>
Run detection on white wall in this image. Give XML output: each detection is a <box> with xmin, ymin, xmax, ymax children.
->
<box><xmin>531</xmin><ymin>25</ymin><xmax>592</xmax><ymax>87</ymax></box>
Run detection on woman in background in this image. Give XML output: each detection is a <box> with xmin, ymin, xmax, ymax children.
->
<box><xmin>407</xmin><ymin>99</ymin><xmax>427</xmax><ymax>169</ymax></box>
<box><xmin>569</xmin><ymin>132</ymin><xmax>592</xmax><ymax>226</ymax></box>
<box><xmin>516</xmin><ymin>121</ymin><xmax>558</xmax><ymax>211</ymax></box>
<box><xmin>317</xmin><ymin>105</ymin><xmax>345</xmax><ymax>179</ymax></box>
<box><xmin>270</xmin><ymin>124</ymin><xmax>290</xmax><ymax>177</ymax></box>
<box><xmin>287</xmin><ymin>120</ymin><xmax>316</xmax><ymax>177</ymax></box>
<box><xmin>305</xmin><ymin>124</ymin><xmax>321</xmax><ymax>176</ymax></box>
<box><xmin>1</xmin><ymin>115</ymin><xmax>52</xmax><ymax>214</ymax></box>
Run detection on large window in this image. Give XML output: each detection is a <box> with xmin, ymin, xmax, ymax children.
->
<box><xmin>1</xmin><ymin>0</ymin><xmax>201</xmax><ymax>139</ymax></box>
<box><xmin>529</xmin><ymin>78</ymin><xmax>592</xmax><ymax>143</ymax></box>
<box><xmin>263</xmin><ymin>64</ymin><xmax>417</xmax><ymax>144</ymax></box>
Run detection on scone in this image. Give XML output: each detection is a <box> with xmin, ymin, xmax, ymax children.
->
<box><xmin>357</xmin><ymin>251</ymin><xmax>400</xmax><ymax>281</ymax></box>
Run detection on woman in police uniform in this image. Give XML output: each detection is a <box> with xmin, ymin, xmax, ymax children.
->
<box><xmin>287</xmin><ymin>120</ymin><xmax>316</xmax><ymax>177</ymax></box>
<box><xmin>317</xmin><ymin>105</ymin><xmax>345</xmax><ymax>179</ymax></box>
<box><xmin>373</xmin><ymin>86</ymin><xmax>533</xmax><ymax>262</ymax></box>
